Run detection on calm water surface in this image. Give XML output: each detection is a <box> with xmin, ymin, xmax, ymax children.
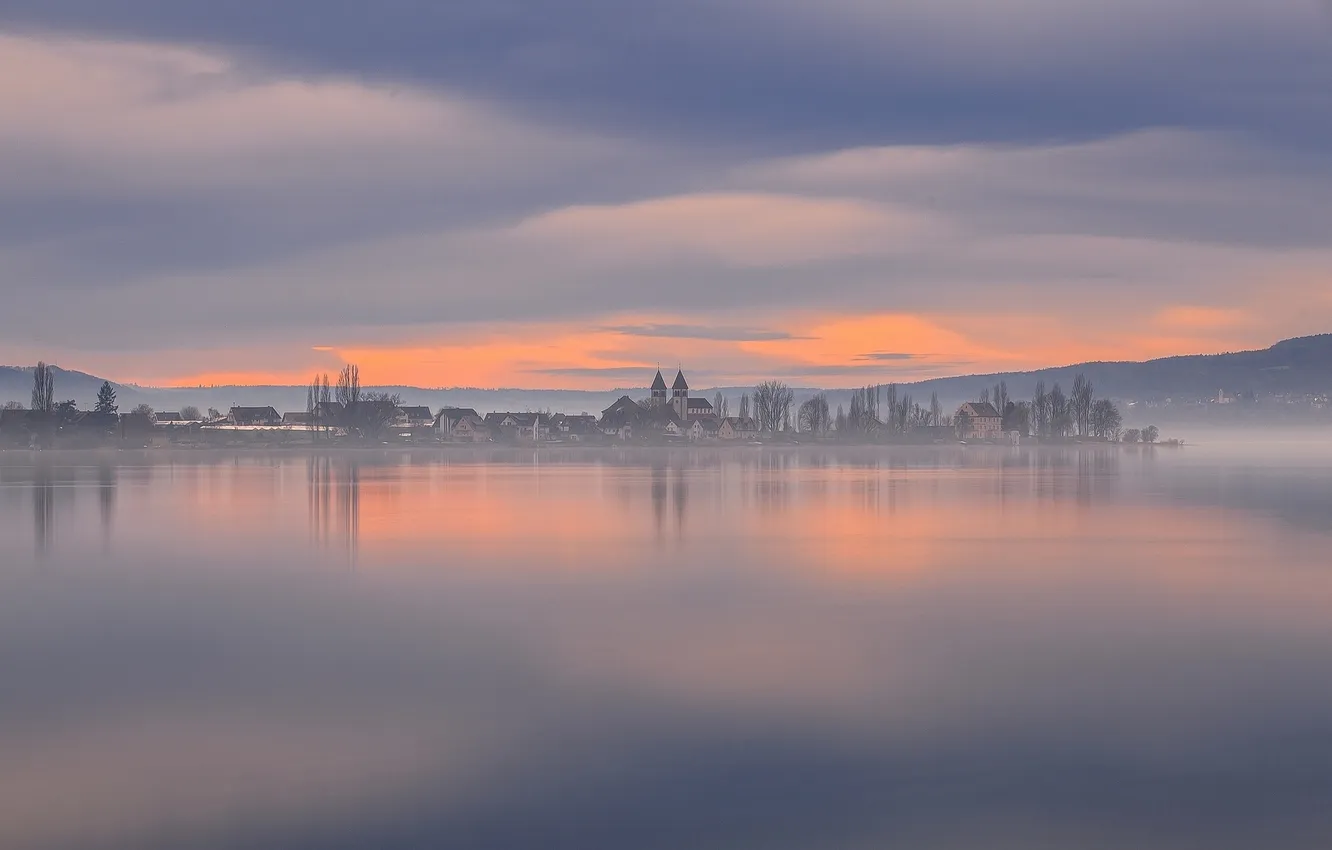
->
<box><xmin>2</xmin><ymin>445</ymin><xmax>1331</xmax><ymax>849</ymax></box>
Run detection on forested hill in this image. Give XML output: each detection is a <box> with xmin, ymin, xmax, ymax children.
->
<box><xmin>896</xmin><ymin>334</ymin><xmax>1332</xmax><ymax>404</ymax></box>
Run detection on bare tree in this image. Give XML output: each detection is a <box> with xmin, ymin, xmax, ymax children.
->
<box><xmin>929</xmin><ymin>392</ymin><xmax>942</xmax><ymax>427</ymax></box>
<box><xmin>180</xmin><ymin>405</ymin><xmax>202</xmax><ymax>422</ymax></box>
<box><xmin>2</xmin><ymin>401</ymin><xmax>24</xmax><ymax>410</ymax></box>
<box><xmin>1032</xmin><ymin>381</ymin><xmax>1049</xmax><ymax>439</ymax></box>
<box><xmin>1122</xmin><ymin>428</ymin><xmax>1141</xmax><ymax>444</ymax></box>
<box><xmin>1071</xmin><ymin>373</ymin><xmax>1094</xmax><ymax>437</ymax></box>
<box><xmin>834</xmin><ymin>404</ymin><xmax>846</xmax><ymax>433</ymax></box>
<box><xmin>1142</xmin><ymin>425</ymin><xmax>1160</xmax><ymax>444</ymax></box>
<box><xmin>131</xmin><ymin>403</ymin><xmax>154</xmax><ymax>418</ymax></box>
<box><xmin>336</xmin><ymin>364</ymin><xmax>361</xmax><ymax>412</ymax></box>
<box><xmin>979</xmin><ymin>387</ymin><xmax>990</xmax><ymax>407</ymax></box>
<box><xmin>797</xmin><ymin>393</ymin><xmax>831</xmax><ymax>435</ymax></box>
<box><xmin>753</xmin><ymin>381</ymin><xmax>794</xmax><ymax>432</ymax></box>
<box><xmin>993</xmin><ymin>381</ymin><xmax>1009</xmax><ymax>416</ymax></box>
<box><xmin>351</xmin><ymin>392</ymin><xmax>402</xmax><ymax>441</ymax></box>
<box><xmin>738</xmin><ymin>393</ymin><xmax>750</xmax><ymax>422</ymax></box>
<box><xmin>31</xmin><ymin>362</ymin><xmax>54</xmax><ymax>413</ymax></box>
<box><xmin>713</xmin><ymin>391</ymin><xmax>724</xmax><ymax>419</ymax></box>
<box><xmin>1049</xmin><ymin>383</ymin><xmax>1071</xmax><ymax>438</ymax></box>
<box><xmin>955</xmin><ymin>410</ymin><xmax>973</xmax><ymax>440</ymax></box>
<box><xmin>1090</xmin><ymin>398</ymin><xmax>1121</xmax><ymax>439</ymax></box>
<box><xmin>207</xmin><ymin>407</ymin><xmax>222</xmax><ymax>422</ymax></box>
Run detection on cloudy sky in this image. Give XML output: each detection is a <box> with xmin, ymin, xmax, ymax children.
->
<box><xmin>2</xmin><ymin>1</ymin><xmax>1332</xmax><ymax>388</ymax></box>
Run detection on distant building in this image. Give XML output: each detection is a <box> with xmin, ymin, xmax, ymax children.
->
<box><xmin>228</xmin><ymin>406</ymin><xmax>282</xmax><ymax>427</ymax></box>
<box><xmin>396</xmin><ymin>406</ymin><xmax>434</xmax><ymax>427</ymax></box>
<box><xmin>435</xmin><ymin>408</ymin><xmax>487</xmax><ymax>442</ymax></box>
<box><xmin>718</xmin><ymin>417</ymin><xmax>760</xmax><ymax>440</ymax></box>
<box><xmin>153</xmin><ymin>411</ymin><xmax>183</xmax><ymax>424</ymax></box>
<box><xmin>282</xmin><ymin>411</ymin><xmax>313</xmax><ymax>426</ymax></box>
<box><xmin>955</xmin><ymin>402</ymin><xmax>1002</xmax><ymax>440</ymax></box>
<box><xmin>550</xmin><ymin>413</ymin><xmax>600</xmax><ymax>441</ymax></box>
<box><xmin>649</xmin><ymin>369</ymin><xmax>714</xmax><ymax>421</ymax></box>
<box><xmin>484</xmin><ymin>412</ymin><xmax>551</xmax><ymax>442</ymax></box>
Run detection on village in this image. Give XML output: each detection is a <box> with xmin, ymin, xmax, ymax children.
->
<box><xmin>2</xmin><ymin>365</ymin><xmax>1166</xmax><ymax>449</ymax></box>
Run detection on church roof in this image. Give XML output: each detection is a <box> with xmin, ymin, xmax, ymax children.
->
<box><xmin>672</xmin><ymin>369</ymin><xmax>689</xmax><ymax>391</ymax></box>
<box><xmin>651</xmin><ymin>370</ymin><xmax>668</xmax><ymax>391</ymax></box>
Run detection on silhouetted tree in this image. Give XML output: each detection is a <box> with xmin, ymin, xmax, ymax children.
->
<box><xmin>180</xmin><ymin>405</ymin><xmax>202</xmax><ymax>422</ymax></box>
<box><xmin>31</xmin><ymin>362</ymin><xmax>54</xmax><ymax>413</ymax></box>
<box><xmin>739</xmin><ymin>393</ymin><xmax>750</xmax><ymax>422</ymax></box>
<box><xmin>1122</xmin><ymin>428</ymin><xmax>1141</xmax><ymax>444</ymax></box>
<box><xmin>797</xmin><ymin>393</ymin><xmax>831</xmax><ymax>435</ymax></box>
<box><xmin>94</xmin><ymin>381</ymin><xmax>118</xmax><ymax>414</ymax></box>
<box><xmin>753</xmin><ymin>381</ymin><xmax>794</xmax><ymax>432</ymax></box>
<box><xmin>1033</xmin><ymin>381</ymin><xmax>1049</xmax><ymax>439</ymax></box>
<box><xmin>929</xmin><ymin>392</ymin><xmax>942</xmax><ymax>427</ymax></box>
<box><xmin>1049</xmin><ymin>383</ymin><xmax>1071</xmax><ymax>438</ymax></box>
<box><xmin>336</xmin><ymin>364</ymin><xmax>361</xmax><ymax>414</ymax></box>
<box><xmin>1142</xmin><ymin>425</ymin><xmax>1160</xmax><ymax>444</ymax></box>
<box><xmin>132</xmin><ymin>403</ymin><xmax>154</xmax><ymax>418</ymax></box>
<box><xmin>834</xmin><ymin>404</ymin><xmax>846</xmax><ymax>433</ymax></box>
<box><xmin>1090</xmin><ymin>398</ymin><xmax>1121</xmax><ymax>439</ymax></box>
<box><xmin>993</xmin><ymin>380</ymin><xmax>1009</xmax><ymax>416</ymax></box>
<box><xmin>1071</xmin><ymin>373</ymin><xmax>1094</xmax><ymax>437</ymax></box>
<box><xmin>713</xmin><ymin>391</ymin><xmax>724</xmax><ymax>419</ymax></box>
<box><xmin>955</xmin><ymin>410</ymin><xmax>973</xmax><ymax>440</ymax></box>
<box><xmin>353</xmin><ymin>392</ymin><xmax>402</xmax><ymax>441</ymax></box>
<box><xmin>207</xmin><ymin>407</ymin><xmax>222</xmax><ymax>422</ymax></box>
<box><xmin>2</xmin><ymin>401</ymin><xmax>23</xmax><ymax>410</ymax></box>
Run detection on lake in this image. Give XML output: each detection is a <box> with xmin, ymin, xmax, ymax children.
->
<box><xmin>2</xmin><ymin>444</ymin><xmax>1331</xmax><ymax>849</ymax></box>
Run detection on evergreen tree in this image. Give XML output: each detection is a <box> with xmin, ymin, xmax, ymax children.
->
<box><xmin>95</xmin><ymin>381</ymin><xmax>118</xmax><ymax>414</ymax></box>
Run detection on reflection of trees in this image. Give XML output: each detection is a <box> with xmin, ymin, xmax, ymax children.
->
<box><xmin>308</xmin><ymin>457</ymin><xmax>360</xmax><ymax>568</ymax></box>
<box><xmin>33</xmin><ymin>462</ymin><xmax>53</xmax><ymax>556</ymax></box>
<box><xmin>97</xmin><ymin>462</ymin><xmax>117</xmax><ymax>544</ymax></box>
<box><xmin>672</xmin><ymin>466</ymin><xmax>688</xmax><ymax>541</ymax></box>
<box><xmin>651</xmin><ymin>462</ymin><xmax>667</xmax><ymax>542</ymax></box>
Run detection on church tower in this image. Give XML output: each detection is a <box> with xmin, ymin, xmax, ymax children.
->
<box><xmin>672</xmin><ymin>369</ymin><xmax>689</xmax><ymax>419</ymax></box>
<box><xmin>650</xmin><ymin>369</ymin><xmax>668</xmax><ymax>408</ymax></box>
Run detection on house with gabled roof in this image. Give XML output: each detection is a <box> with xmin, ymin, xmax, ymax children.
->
<box><xmin>956</xmin><ymin>401</ymin><xmax>1003</xmax><ymax>440</ymax></box>
<box><xmin>228</xmin><ymin>406</ymin><xmax>281</xmax><ymax>427</ymax></box>
<box><xmin>436</xmin><ymin>407</ymin><xmax>487</xmax><ymax>442</ymax></box>
<box><xmin>718</xmin><ymin>417</ymin><xmax>760</xmax><ymax>440</ymax></box>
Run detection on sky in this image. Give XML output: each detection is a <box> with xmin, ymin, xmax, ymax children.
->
<box><xmin>2</xmin><ymin>1</ymin><xmax>1332</xmax><ymax>389</ymax></box>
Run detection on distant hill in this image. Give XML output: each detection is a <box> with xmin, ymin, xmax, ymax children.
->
<box><xmin>3</xmin><ymin>334</ymin><xmax>1328</xmax><ymax>420</ymax></box>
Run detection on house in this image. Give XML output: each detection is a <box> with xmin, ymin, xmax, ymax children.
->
<box><xmin>550</xmin><ymin>413</ymin><xmax>600</xmax><ymax>441</ymax></box>
<box><xmin>228</xmin><ymin>406</ymin><xmax>282</xmax><ymax>427</ymax></box>
<box><xmin>282</xmin><ymin>411</ymin><xmax>313</xmax><ymax>426</ymax></box>
<box><xmin>396</xmin><ymin>406</ymin><xmax>434</xmax><ymax>427</ymax></box>
<box><xmin>599</xmin><ymin>396</ymin><xmax>646</xmax><ymax>439</ymax></box>
<box><xmin>955</xmin><ymin>402</ymin><xmax>1003</xmax><ymax>440</ymax></box>
<box><xmin>689</xmin><ymin>416</ymin><xmax>721</xmax><ymax>441</ymax></box>
<box><xmin>718</xmin><ymin>417</ymin><xmax>760</xmax><ymax>440</ymax></box>
<box><xmin>484</xmin><ymin>412</ymin><xmax>551</xmax><ymax>442</ymax></box>
<box><xmin>436</xmin><ymin>407</ymin><xmax>487</xmax><ymax>442</ymax></box>
<box><xmin>153</xmin><ymin>411</ymin><xmax>183</xmax><ymax>424</ymax></box>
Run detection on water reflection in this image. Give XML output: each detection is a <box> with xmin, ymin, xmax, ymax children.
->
<box><xmin>1</xmin><ymin>447</ymin><xmax>1332</xmax><ymax>849</ymax></box>
<box><xmin>307</xmin><ymin>456</ymin><xmax>360</xmax><ymax>567</ymax></box>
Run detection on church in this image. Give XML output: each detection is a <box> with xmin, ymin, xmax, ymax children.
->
<box><xmin>649</xmin><ymin>369</ymin><xmax>714</xmax><ymax>421</ymax></box>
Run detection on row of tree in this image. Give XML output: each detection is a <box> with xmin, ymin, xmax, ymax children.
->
<box><xmin>305</xmin><ymin>365</ymin><xmax>405</xmax><ymax>441</ymax></box>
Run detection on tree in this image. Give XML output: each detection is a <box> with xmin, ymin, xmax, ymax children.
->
<box><xmin>56</xmin><ymin>400</ymin><xmax>79</xmax><ymax>421</ymax></box>
<box><xmin>336</xmin><ymin>364</ymin><xmax>361</xmax><ymax>412</ymax></box>
<box><xmin>180</xmin><ymin>405</ymin><xmax>202</xmax><ymax>422</ymax></box>
<box><xmin>1142</xmin><ymin>425</ymin><xmax>1160</xmax><ymax>444</ymax></box>
<box><xmin>713</xmin><ymin>391</ymin><xmax>724</xmax><ymax>419</ymax></box>
<box><xmin>738</xmin><ymin>393</ymin><xmax>750</xmax><ymax>422</ymax></box>
<box><xmin>1071</xmin><ymin>373</ymin><xmax>1095</xmax><ymax>437</ymax></box>
<box><xmin>753</xmin><ymin>381</ymin><xmax>795</xmax><ymax>432</ymax></box>
<box><xmin>993</xmin><ymin>381</ymin><xmax>1009</xmax><ymax>417</ymax></box>
<box><xmin>1090</xmin><ymin>398</ymin><xmax>1121</xmax><ymax>439</ymax></box>
<box><xmin>31</xmin><ymin>362</ymin><xmax>54</xmax><ymax>413</ymax></box>
<box><xmin>1049</xmin><ymin>383</ymin><xmax>1071</xmax><ymax>438</ymax></box>
<box><xmin>131</xmin><ymin>403</ymin><xmax>154</xmax><ymax>418</ymax></box>
<box><xmin>797</xmin><ymin>393</ymin><xmax>831</xmax><ymax>435</ymax></box>
<box><xmin>352</xmin><ymin>392</ymin><xmax>402</xmax><ymax>441</ymax></box>
<box><xmin>2</xmin><ymin>401</ymin><xmax>23</xmax><ymax>410</ymax></box>
<box><xmin>979</xmin><ymin>387</ymin><xmax>990</xmax><ymax>406</ymax></box>
<box><xmin>1006</xmin><ymin>401</ymin><xmax>1031</xmax><ymax>437</ymax></box>
<box><xmin>207</xmin><ymin>407</ymin><xmax>222</xmax><ymax>422</ymax></box>
<box><xmin>955</xmin><ymin>410</ymin><xmax>973</xmax><ymax>440</ymax></box>
<box><xmin>929</xmin><ymin>392</ymin><xmax>942</xmax><ymax>427</ymax></box>
<box><xmin>834</xmin><ymin>404</ymin><xmax>846</xmax><ymax>433</ymax></box>
<box><xmin>1032</xmin><ymin>381</ymin><xmax>1049</xmax><ymax>439</ymax></box>
<box><xmin>1122</xmin><ymin>428</ymin><xmax>1141</xmax><ymax>444</ymax></box>
<box><xmin>95</xmin><ymin>381</ymin><xmax>118</xmax><ymax>414</ymax></box>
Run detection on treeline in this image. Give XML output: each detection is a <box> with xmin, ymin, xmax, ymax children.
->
<box><xmin>304</xmin><ymin>365</ymin><xmax>407</xmax><ymax>442</ymax></box>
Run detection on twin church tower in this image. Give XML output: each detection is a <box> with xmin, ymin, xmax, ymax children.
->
<box><xmin>648</xmin><ymin>368</ymin><xmax>714</xmax><ymax>421</ymax></box>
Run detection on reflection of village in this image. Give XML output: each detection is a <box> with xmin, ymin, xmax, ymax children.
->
<box><xmin>2</xmin><ymin>446</ymin><xmax>1150</xmax><ymax>563</ymax></box>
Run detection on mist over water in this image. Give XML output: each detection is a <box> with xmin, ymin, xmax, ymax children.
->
<box><xmin>2</xmin><ymin>446</ymin><xmax>1332</xmax><ymax>849</ymax></box>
